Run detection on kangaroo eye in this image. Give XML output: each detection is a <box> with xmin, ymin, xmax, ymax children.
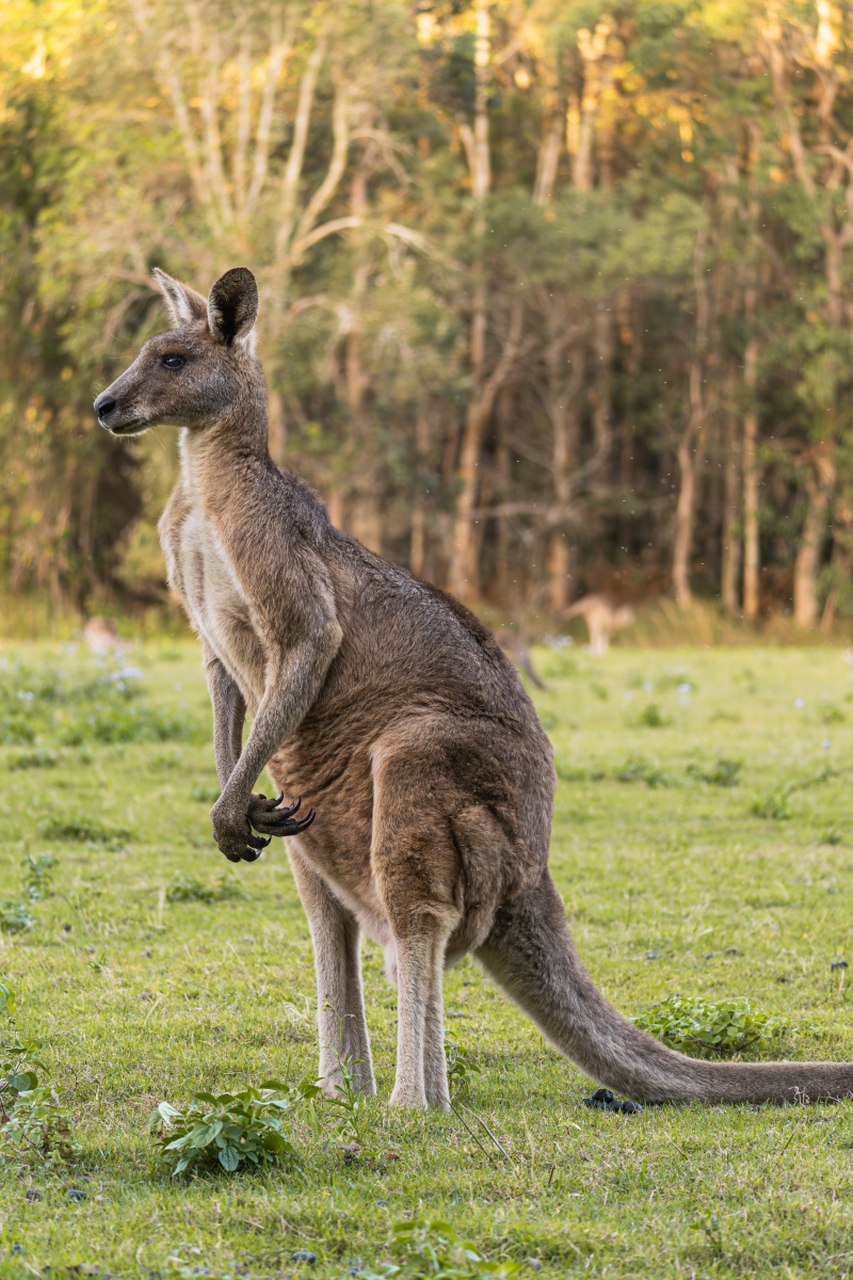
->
<box><xmin>163</xmin><ymin>354</ymin><xmax>186</xmax><ymax>370</ymax></box>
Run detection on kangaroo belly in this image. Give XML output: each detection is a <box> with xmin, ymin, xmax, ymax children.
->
<box><xmin>168</xmin><ymin>506</ymin><xmax>267</xmax><ymax>705</ymax></box>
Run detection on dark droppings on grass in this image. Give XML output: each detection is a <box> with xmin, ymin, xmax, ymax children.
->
<box><xmin>582</xmin><ymin>1088</ymin><xmax>643</xmax><ymax>1115</ymax></box>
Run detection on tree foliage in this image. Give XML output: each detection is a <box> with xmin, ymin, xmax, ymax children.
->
<box><xmin>2</xmin><ymin>0</ymin><xmax>852</xmax><ymax>623</ymax></box>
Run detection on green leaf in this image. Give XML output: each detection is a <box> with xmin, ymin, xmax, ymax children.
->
<box><xmin>7</xmin><ymin>1070</ymin><xmax>37</xmax><ymax>1093</ymax></box>
<box><xmin>189</xmin><ymin>1120</ymin><xmax>223</xmax><ymax>1148</ymax></box>
<box><xmin>218</xmin><ymin>1146</ymin><xmax>240</xmax><ymax>1171</ymax></box>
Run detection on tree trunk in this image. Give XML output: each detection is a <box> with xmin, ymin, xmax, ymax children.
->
<box><xmin>546</xmin><ymin>342</ymin><xmax>584</xmax><ymax>613</ymax></box>
<box><xmin>793</xmin><ymin>445</ymin><xmax>835</xmax><ymax>627</ymax></box>
<box><xmin>820</xmin><ymin>496</ymin><xmax>853</xmax><ymax>632</ymax></box>
<box><xmin>742</xmin><ymin>320</ymin><xmax>760</xmax><ymax>623</ymax></box>
<box><xmin>720</xmin><ymin>368</ymin><xmax>741</xmax><ymax>614</ymax></box>
<box><xmin>449</xmin><ymin>303</ymin><xmax>523</xmax><ymax>602</ymax></box>
<box><xmin>410</xmin><ymin>405</ymin><xmax>431</xmax><ymax>580</ymax></box>
<box><xmin>494</xmin><ymin>388</ymin><xmax>513</xmax><ymax>605</ymax></box>
<box><xmin>672</xmin><ymin>228</ymin><xmax>709</xmax><ymax>605</ymax></box>
<box><xmin>268</xmin><ymin>389</ymin><xmax>286</xmax><ymax>467</ymax></box>
<box><xmin>449</xmin><ymin>0</ymin><xmax>492</xmax><ymax>603</ymax></box>
<box><xmin>344</xmin><ymin>138</ymin><xmax>382</xmax><ymax>553</ymax></box>
<box><xmin>573</xmin><ymin>18</ymin><xmax>613</xmax><ymax>192</ymax></box>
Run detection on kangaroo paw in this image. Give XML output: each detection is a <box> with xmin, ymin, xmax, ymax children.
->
<box><xmin>248</xmin><ymin>793</ymin><xmax>315</xmax><ymax>838</ymax></box>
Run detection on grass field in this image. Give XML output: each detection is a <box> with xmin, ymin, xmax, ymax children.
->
<box><xmin>0</xmin><ymin>639</ymin><xmax>852</xmax><ymax>1279</ymax></box>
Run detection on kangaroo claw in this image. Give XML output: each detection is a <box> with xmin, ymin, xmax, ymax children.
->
<box><xmin>248</xmin><ymin>794</ymin><xmax>315</xmax><ymax>838</ymax></box>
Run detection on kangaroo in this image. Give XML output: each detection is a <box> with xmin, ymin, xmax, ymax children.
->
<box><xmin>82</xmin><ymin>616</ymin><xmax>125</xmax><ymax>654</ymax></box>
<box><xmin>94</xmin><ymin>268</ymin><xmax>853</xmax><ymax>1109</ymax></box>
<box><xmin>561</xmin><ymin>593</ymin><xmax>635</xmax><ymax>656</ymax></box>
<box><xmin>493</xmin><ymin>630</ymin><xmax>546</xmax><ymax>690</ymax></box>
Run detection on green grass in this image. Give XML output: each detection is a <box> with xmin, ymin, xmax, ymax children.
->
<box><xmin>0</xmin><ymin>640</ymin><xmax>852</xmax><ymax>1278</ymax></box>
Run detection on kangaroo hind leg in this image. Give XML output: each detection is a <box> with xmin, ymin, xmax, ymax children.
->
<box><xmin>288</xmin><ymin>845</ymin><xmax>375</xmax><ymax>1098</ymax></box>
<box><xmin>372</xmin><ymin>759</ymin><xmax>462</xmax><ymax>1110</ymax></box>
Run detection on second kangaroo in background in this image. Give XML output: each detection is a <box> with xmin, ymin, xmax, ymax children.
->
<box><xmin>94</xmin><ymin>267</ymin><xmax>853</xmax><ymax>1111</ymax></box>
<box><xmin>561</xmin><ymin>593</ymin><xmax>636</xmax><ymax>655</ymax></box>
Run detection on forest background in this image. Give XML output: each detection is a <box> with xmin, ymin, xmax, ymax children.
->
<box><xmin>2</xmin><ymin>0</ymin><xmax>853</xmax><ymax>636</ymax></box>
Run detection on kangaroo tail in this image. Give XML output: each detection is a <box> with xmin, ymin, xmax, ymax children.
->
<box><xmin>476</xmin><ymin>873</ymin><xmax>853</xmax><ymax>1104</ymax></box>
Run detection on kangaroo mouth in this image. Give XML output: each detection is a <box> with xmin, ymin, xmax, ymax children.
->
<box><xmin>105</xmin><ymin>419</ymin><xmax>148</xmax><ymax>437</ymax></box>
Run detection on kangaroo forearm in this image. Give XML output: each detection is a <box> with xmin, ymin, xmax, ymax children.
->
<box><xmin>203</xmin><ymin>650</ymin><xmax>246</xmax><ymax>789</ymax></box>
<box><xmin>220</xmin><ymin>641</ymin><xmax>334</xmax><ymax>804</ymax></box>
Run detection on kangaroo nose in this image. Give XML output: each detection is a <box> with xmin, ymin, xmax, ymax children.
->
<box><xmin>95</xmin><ymin>393</ymin><xmax>117</xmax><ymax>421</ymax></box>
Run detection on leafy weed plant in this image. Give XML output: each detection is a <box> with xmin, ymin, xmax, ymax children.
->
<box><xmin>151</xmin><ymin>1082</ymin><xmax>312</xmax><ymax>1176</ymax></box>
<box><xmin>446</xmin><ymin>1042</ymin><xmax>482</xmax><ymax>1100</ymax></box>
<box><xmin>629</xmin><ymin>993</ymin><xmax>801</xmax><ymax>1059</ymax></box>
<box><xmin>0</xmin><ymin>900</ymin><xmax>36</xmax><ymax>933</ymax></box>
<box><xmin>0</xmin><ymin>985</ymin><xmax>80</xmax><ymax>1168</ymax></box>
<box><xmin>22</xmin><ymin>851</ymin><xmax>58</xmax><ymax>900</ymax></box>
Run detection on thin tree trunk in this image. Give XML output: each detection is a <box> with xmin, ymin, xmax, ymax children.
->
<box><xmin>720</xmin><ymin>367</ymin><xmax>741</xmax><ymax>614</ymax></box>
<box><xmin>742</xmin><ymin>286</ymin><xmax>760</xmax><ymax>622</ymax></box>
<box><xmin>573</xmin><ymin>18</ymin><xmax>613</xmax><ymax>192</ymax></box>
<box><xmin>268</xmin><ymin>390</ymin><xmax>286</xmax><ymax>467</ymax></box>
<box><xmin>820</xmin><ymin>496</ymin><xmax>853</xmax><ymax>631</ymax></box>
<box><xmin>449</xmin><ymin>303</ymin><xmax>523</xmax><ymax>601</ymax></box>
<box><xmin>410</xmin><ymin>405</ymin><xmax>431</xmax><ymax>579</ymax></box>
<box><xmin>589</xmin><ymin>304</ymin><xmax>614</xmax><ymax>471</ymax></box>
<box><xmin>617</xmin><ymin>296</ymin><xmax>639</xmax><ymax>554</ymax></box>
<box><xmin>546</xmin><ymin>342</ymin><xmax>584</xmax><ymax>613</ymax></box>
<box><xmin>495</xmin><ymin>388</ymin><xmax>513</xmax><ymax>605</ymax></box>
<box><xmin>672</xmin><ymin>228</ymin><xmax>709</xmax><ymax>605</ymax></box>
<box><xmin>793</xmin><ymin>445</ymin><xmax>835</xmax><ymax>627</ymax></box>
<box><xmin>345</xmin><ymin>138</ymin><xmax>382</xmax><ymax>553</ymax></box>
<box><xmin>449</xmin><ymin>0</ymin><xmax>492</xmax><ymax>603</ymax></box>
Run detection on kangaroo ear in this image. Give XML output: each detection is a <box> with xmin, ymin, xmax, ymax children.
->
<box><xmin>207</xmin><ymin>267</ymin><xmax>259</xmax><ymax>350</ymax></box>
<box><xmin>152</xmin><ymin>269</ymin><xmax>208</xmax><ymax>328</ymax></box>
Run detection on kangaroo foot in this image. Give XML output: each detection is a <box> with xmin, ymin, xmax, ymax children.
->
<box><xmin>248</xmin><ymin>793</ymin><xmax>316</xmax><ymax>838</ymax></box>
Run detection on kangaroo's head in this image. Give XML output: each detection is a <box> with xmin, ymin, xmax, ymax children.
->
<box><xmin>94</xmin><ymin>267</ymin><xmax>261</xmax><ymax>437</ymax></box>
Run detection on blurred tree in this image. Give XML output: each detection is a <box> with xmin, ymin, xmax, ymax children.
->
<box><xmin>2</xmin><ymin>0</ymin><xmax>853</xmax><ymax>628</ymax></box>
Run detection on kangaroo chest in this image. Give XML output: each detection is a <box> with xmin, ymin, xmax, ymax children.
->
<box><xmin>162</xmin><ymin>499</ymin><xmax>267</xmax><ymax>707</ymax></box>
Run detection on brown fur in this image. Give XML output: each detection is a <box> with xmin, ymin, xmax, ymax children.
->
<box><xmin>561</xmin><ymin>593</ymin><xmax>635</xmax><ymax>656</ymax></box>
<box><xmin>94</xmin><ymin>268</ymin><xmax>853</xmax><ymax>1109</ymax></box>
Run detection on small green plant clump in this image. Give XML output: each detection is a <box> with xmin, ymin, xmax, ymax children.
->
<box><xmin>38</xmin><ymin>811</ymin><xmax>130</xmax><ymax>848</ymax></box>
<box><xmin>751</xmin><ymin>767</ymin><xmax>836</xmax><ymax>821</ymax></box>
<box><xmin>0</xmin><ymin>900</ymin><xmax>36</xmax><ymax>933</ymax></box>
<box><xmin>165</xmin><ymin>871</ymin><xmax>247</xmax><ymax>903</ymax></box>
<box><xmin>446</xmin><ymin>1042</ymin><xmax>481</xmax><ymax>1100</ymax></box>
<box><xmin>686</xmin><ymin>757</ymin><xmax>742</xmax><ymax>787</ymax></box>
<box><xmin>617</xmin><ymin>755</ymin><xmax>675</xmax><ymax>787</ymax></box>
<box><xmin>22</xmin><ymin>851</ymin><xmax>58</xmax><ymax>900</ymax></box>
<box><xmin>636</xmin><ymin>703</ymin><xmax>669</xmax><ymax>728</ymax></box>
<box><xmin>629</xmin><ymin>993</ymin><xmax>801</xmax><ymax>1060</ymax></box>
<box><xmin>150</xmin><ymin>1081</ymin><xmax>319</xmax><ymax>1176</ymax></box>
<box><xmin>752</xmin><ymin>784</ymin><xmax>796</xmax><ymax>821</ymax></box>
<box><xmin>0</xmin><ymin>984</ymin><xmax>81</xmax><ymax>1168</ymax></box>
<box><xmin>359</xmin><ymin>1219</ymin><xmax>522</xmax><ymax>1279</ymax></box>
<box><xmin>0</xmin><ymin>853</ymin><xmax>60</xmax><ymax>932</ymax></box>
